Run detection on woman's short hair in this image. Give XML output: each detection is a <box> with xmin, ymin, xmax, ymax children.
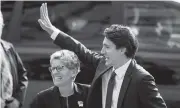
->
<box><xmin>50</xmin><ymin>50</ymin><xmax>80</xmax><ymax>73</ymax></box>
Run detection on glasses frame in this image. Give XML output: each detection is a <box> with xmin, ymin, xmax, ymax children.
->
<box><xmin>49</xmin><ymin>66</ymin><xmax>65</xmax><ymax>72</ymax></box>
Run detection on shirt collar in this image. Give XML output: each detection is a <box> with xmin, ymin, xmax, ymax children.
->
<box><xmin>113</xmin><ymin>59</ymin><xmax>132</xmax><ymax>78</ymax></box>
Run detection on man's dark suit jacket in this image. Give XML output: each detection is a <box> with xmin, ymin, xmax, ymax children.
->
<box><xmin>1</xmin><ymin>39</ymin><xmax>28</xmax><ymax>107</ymax></box>
<box><xmin>30</xmin><ymin>83</ymin><xmax>89</xmax><ymax>108</ymax></box>
<box><xmin>52</xmin><ymin>33</ymin><xmax>167</xmax><ymax>108</ymax></box>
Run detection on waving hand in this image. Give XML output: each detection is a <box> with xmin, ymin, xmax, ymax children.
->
<box><xmin>38</xmin><ymin>3</ymin><xmax>56</xmax><ymax>35</ymax></box>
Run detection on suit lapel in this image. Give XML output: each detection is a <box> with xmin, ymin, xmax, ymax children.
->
<box><xmin>117</xmin><ymin>60</ymin><xmax>134</xmax><ymax>108</ymax></box>
<box><xmin>87</xmin><ymin>59</ymin><xmax>112</xmax><ymax>106</ymax></box>
<box><xmin>91</xmin><ymin>59</ymin><xmax>112</xmax><ymax>86</ymax></box>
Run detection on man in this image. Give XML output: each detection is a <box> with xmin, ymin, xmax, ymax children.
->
<box><xmin>0</xmin><ymin>9</ymin><xmax>28</xmax><ymax>108</ymax></box>
<box><xmin>38</xmin><ymin>3</ymin><xmax>167</xmax><ymax>108</ymax></box>
<box><xmin>30</xmin><ymin>50</ymin><xmax>89</xmax><ymax>108</ymax></box>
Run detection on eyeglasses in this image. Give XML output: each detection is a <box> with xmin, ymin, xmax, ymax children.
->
<box><xmin>49</xmin><ymin>66</ymin><xmax>65</xmax><ymax>72</ymax></box>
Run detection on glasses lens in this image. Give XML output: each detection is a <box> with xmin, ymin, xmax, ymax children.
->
<box><xmin>56</xmin><ymin>66</ymin><xmax>64</xmax><ymax>71</ymax></box>
<box><xmin>49</xmin><ymin>66</ymin><xmax>64</xmax><ymax>72</ymax></box>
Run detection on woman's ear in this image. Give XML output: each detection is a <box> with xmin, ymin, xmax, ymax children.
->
<box><xmin>71</xmin><ymin>70</ymin><xmax>77</xmax><ymax>78</ymax></box>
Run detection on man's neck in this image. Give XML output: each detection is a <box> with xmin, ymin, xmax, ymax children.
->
<box><xmin>58</xmin><ymin>82</ymin><xmax>74</xmax><ymax>97</ymax></box>
<box><xmin>114</xmin><ymin>58</ymin><xmax>131</xmax><ymax>69</ymax></box>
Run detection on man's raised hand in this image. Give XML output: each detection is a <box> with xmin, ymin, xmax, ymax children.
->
<box><xmin>38</xmin><ymin>3</ymin><xmax>55</xmax><ymax>35</ymax></box>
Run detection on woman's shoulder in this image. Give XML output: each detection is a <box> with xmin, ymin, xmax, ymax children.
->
<box><xmin>76</xmin><ymin>83</ymin><xmax>90</xmax><ymax>91</ymax></box>
<box><xmin>37</xmin><ymin>86</ymin><xmax>57</xmax><ymax>97</ymax></box>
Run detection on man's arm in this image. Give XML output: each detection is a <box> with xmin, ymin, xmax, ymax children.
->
<box><xmin>38</xmin><ymin>3</ymin><xmax>102</xmax><ymax>69</ymax></box>
<box><xmin>139</xmin><ymin>75</ymin><xmax>167</xmax><ymax>108</ymax></box>
<box><xmin>54</xmin><ymin>32</ymin><xmax>102</xmax><ymax>69</ymax></box>
<box><xmin>11</xmin><ymin>44</ymin><xmax>28</xmax><ymax>107</ymax></box>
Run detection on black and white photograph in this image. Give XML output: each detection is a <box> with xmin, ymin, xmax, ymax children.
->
<box><xmin>1</xmin><ymin>1</ymin><xmax>180</xmax><ymax>108</ymax></box>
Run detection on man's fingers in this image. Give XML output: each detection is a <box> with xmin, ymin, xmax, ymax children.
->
<box><xmin>41</xmin><ymin>3</ymin><xmax>49</xmax><ymax>24</ymax></box>
<box><xmin>39</xmin><ymin>3</ymin><xmax>53</xmax><ymax>29</ymax></box>
<box><xmin>40</xmin><ymin>4</ymin><xmax>46</xmax><ymax>22</ymax></box>
<box><xmin>38</xmin><ymin>18</ymin><xmax>54</xmax><ymax>35</ymax></box>
<box><xmin>43</xmin><ymin>3</ymin><xmax>51</xmax><ymax>24</ymax></box>
<box><xmin>40</xmin><ymin>5</ymin><xmax>43</xmax><ymax>20</ymax></box>
<box><xmin>38</xmin><ymin>19</ymin><xmax>47</xmax><ymax>29</ymax></box>
<box><xmin>44</xmin><ymin>3</ymin><xmax>49</xmax><ymax>19</ymax></box>
<box><xmin>42</xmin><ymin>3</ymin><xmax>52</xmax><ymax>26</ymax></box>
<box><xmin>38</xmin><ymin>19</ymin><xmax>45</xmax><ymax>26</ymax></box>
<box><xmin>38</xmin><ymin>19</ymin><xmax>42</xmax><ymax>24</ymax></box>
<box><xmin>42</xmin><ymin>3</ymin><xmax>46</xmax><ymax>21</ymax></box>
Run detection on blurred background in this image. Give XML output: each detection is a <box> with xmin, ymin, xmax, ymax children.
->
<box><xmin>1</xmin><ymin>1</ymin><xmax>180</xmax><ymax>108</ymax></box>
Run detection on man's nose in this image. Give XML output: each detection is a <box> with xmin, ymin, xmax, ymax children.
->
<box><xmin>101</xmin><ymin>47</ymin><xmax>105</xmax><ymax>54</ymax></box>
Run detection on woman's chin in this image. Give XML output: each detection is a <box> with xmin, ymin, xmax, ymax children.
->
<box><xmin>54</xmin><ymin>82</ymin><xmax>63</xmax><ymax>87</ymax></box>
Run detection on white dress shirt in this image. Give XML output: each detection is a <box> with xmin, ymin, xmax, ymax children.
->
<box><xmin>51</xmin><ymin>29</ymin><xmax>60</xmax><ymax>40</ymax></box>
<box><xmin>102</xmin><ymin>59</ymin><xmax>131</xmax><ymax>108</ymax></box>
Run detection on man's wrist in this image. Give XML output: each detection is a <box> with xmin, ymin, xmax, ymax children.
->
<box><xmin>51</xmin><ymin>27</ymin><xmax>60</xmax><ymax>40</ymax></box>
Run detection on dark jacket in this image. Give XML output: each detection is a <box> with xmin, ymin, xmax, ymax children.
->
<box><xmin>1</xmin><ymin>39</ymin><xmax>28</xmax><ymax>106</ymax></box>
<box><xmin>53</xmin><ymin>34</ymin><xmax>167</xmax><ymax>108</ymax></box>
<box><xmin>30</xmin><ymin>83</ymin><xmax>89</xmax><ymax>108</ymax></box>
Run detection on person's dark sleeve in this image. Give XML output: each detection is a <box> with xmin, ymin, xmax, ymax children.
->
<box><xmin>30</xmin><ymin>94</ymin><xmax>42</xmax><ymax>108</ymax></box>
<box><xmin>138</xmin><ymin>75</ymin><xmax>167</xmax><ymax>108</ymax></box>
<box><xmin>11</xmin><ymin>44</ymin><xmax>28</xmax><ymax>107</ymax></box>
<box><xmin>54</xmin><ymin>33</ymin><xmax>103</xmax><ymax>70</ymax></box>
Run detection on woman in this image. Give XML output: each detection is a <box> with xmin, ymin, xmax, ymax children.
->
<box><xmin>30</xmin><ymin>50</ymin><xmax>89</xmax><ymax>108</ymax></box>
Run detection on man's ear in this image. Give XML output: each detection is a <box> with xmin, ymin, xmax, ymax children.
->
<box><xmin>119</xmin><ymin>48</ymin><xmax>126</xmax><ymax>54</ymax></box>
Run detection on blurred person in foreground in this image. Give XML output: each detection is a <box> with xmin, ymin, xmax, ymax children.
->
<box><xmin>0</xmin><ymin>9</ymin><xmax>28</xmax><ymax>108</ymax></box>
<box><xmin>30</xmin><ymin>50</ymin><xmax>89</xmax><ymax>108</ymax></box>
<box><xmin>38</xmin><ymin>3</ymin><xmax>167</xmax><ymax>108</ymax></box>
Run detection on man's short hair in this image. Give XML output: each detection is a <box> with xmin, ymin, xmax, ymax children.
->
<box><xmin>103</xmin><ymin>24</ymin><xmax>139</xmax><ymax>58</ymax></box>
<box><xmin>50</xmin><ymin>50</ymin><xmax>80</xmax><ymax>73</ymax></box>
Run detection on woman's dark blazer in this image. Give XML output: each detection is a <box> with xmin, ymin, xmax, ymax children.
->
<box><xmin>30</xmin><ymin>83</ymin><xmax>89</xmax><ymax>108</ymax></box>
